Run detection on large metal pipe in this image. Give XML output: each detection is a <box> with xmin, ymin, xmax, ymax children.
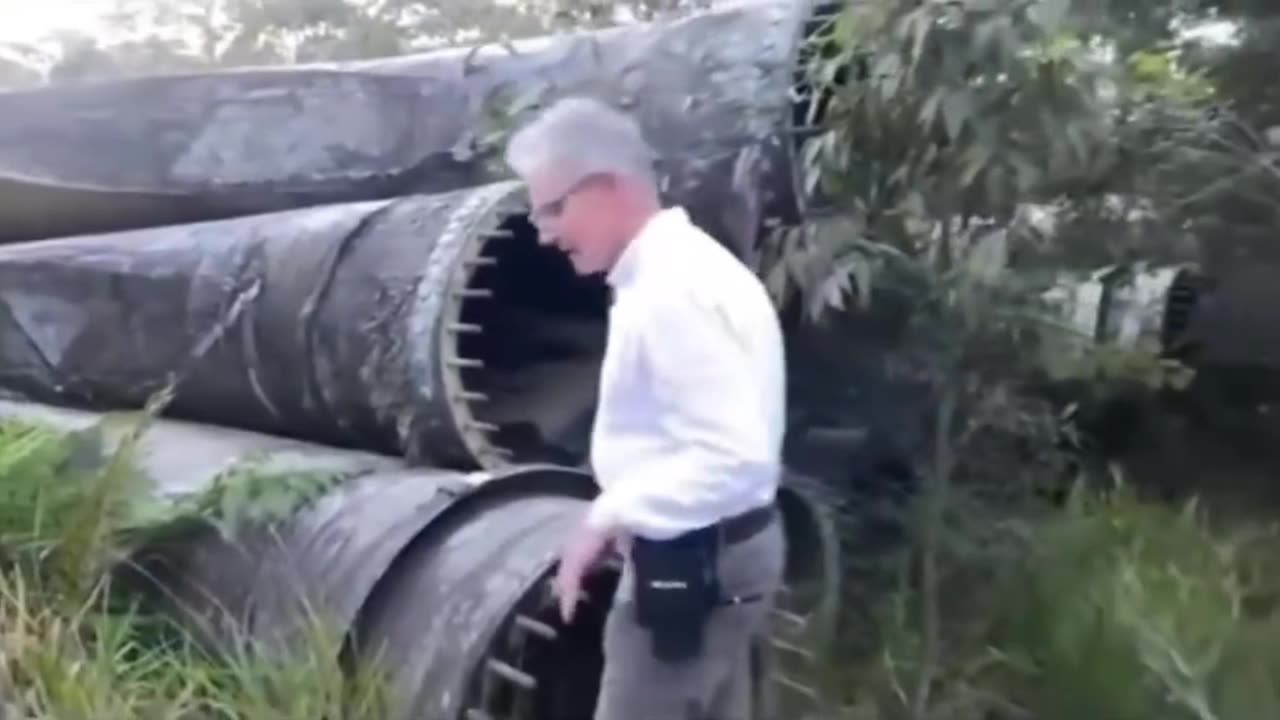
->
<box><xmin>346</xmin><ymin>476</ymin><xmax>607</xmax><ymax>720</ymax></box>
<box><xmin>0</xmin><ymin>394</ymin><xmax>403</xmax><ymax>498</ymax></box>
<box><xmin>0</xmin><ymin>396</ymin><xmax>840</xmax><ymax>719</ymax></box>
<box><xmin>0</xmin><ymin>180</ymin><xmax>608</xmax><ymax>470</ymax></box>
<box><xmin>0</xmin><ymin>394</ymin><xmax>610</xmax><ymax>718</ymax></box>
<box><xmin>1042</xmin><ymin>261</ymin><xmax>1280</xmax><ymax>414</ymax></box>
<box><xmin>0</xmin><ymin>0</ymin><xmax>839</xmax><ymax>254</ymax></box>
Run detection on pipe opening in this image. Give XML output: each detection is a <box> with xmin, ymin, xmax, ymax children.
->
<box><xmin>447</xmin><ymin>212</ymin><xmax>610</xmax><ymax>468</ymax></box>
<box><xmin>466</xmin><ymin>551</ymin><xmax>829</xmax><ymax>720</ymax></box>
<box><xmin>436</xmin><ymin>487</ymin><xmax>830</xmax><ymax>720</ymax></box>
<box><xmin>465</xmin><ymin>566</ymin><xmax>620</xmax><ymax>720</ymax></box>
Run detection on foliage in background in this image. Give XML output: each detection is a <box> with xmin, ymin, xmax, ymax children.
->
<box><xmin>835</xmin><ymin>478</ymin><xmax>1280</xmax><ymax>720</ymax></box>
<box><xmin>2</xmin><ymin>0</ymin><xmax>1280</xmax><ymax>717</ymax></box>
<box><xmin>0</xmin><ymin>0</ymin><xmax>715</xmax><ymax>86</ymax></box>
<box><xmin>769</xmin><ymin>0</ymin><xmax>1280</xmax><ymax>718</ymax></box>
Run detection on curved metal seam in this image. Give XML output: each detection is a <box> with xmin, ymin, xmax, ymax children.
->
<box><xmin>409</xmin><ymin>179</ymin><xmax>526</xmax><ymax>470</ymax></box>
<box><xmin>298</xmin><ymin>200</ymin><xmax>401</xmax><ymax>426</ymax></box>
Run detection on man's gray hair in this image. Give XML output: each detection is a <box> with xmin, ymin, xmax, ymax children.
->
<box><xmin>504</xmin><ymin>96</ymin><xmax>659</xmax><ymax>190</ymax></box>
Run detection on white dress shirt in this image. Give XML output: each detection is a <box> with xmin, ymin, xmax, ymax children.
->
<box><xmin>585</xmin><ymin>206</ymin><xmax>787</xmax><ymax>540</ymax></box>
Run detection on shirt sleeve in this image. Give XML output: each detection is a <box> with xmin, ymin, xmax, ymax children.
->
<box><xmin>585</xmin><ymin>286</ymin><xmax>780</xmax><ymax>539</ymax></box>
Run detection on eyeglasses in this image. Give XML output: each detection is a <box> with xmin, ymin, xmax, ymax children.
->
<box><xmin>530</xmin><ymin>173</ymin><xmax>609</xmax><ymax>224</ymax></box>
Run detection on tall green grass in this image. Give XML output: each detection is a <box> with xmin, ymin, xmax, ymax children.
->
<box><xmin>838</xmin><ymin>479</ymin><xmax>1280</xmax><ymax>720</ymax></box>
<box><xmin>0</xmin><ymin>405</ymin><xmax>392</xmax><ymax>719</ymax></box>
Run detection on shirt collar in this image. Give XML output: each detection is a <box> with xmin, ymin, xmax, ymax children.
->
<box><xmin>606</xmin><ymin>206</ymin><xmax>689</xmax><ymax>289</ymax></box>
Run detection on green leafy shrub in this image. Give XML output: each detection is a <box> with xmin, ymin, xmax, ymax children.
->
<box><xmin>0</xmin><ymin>404</ymin><xmax>391</xmax><ymax>718</ymax></box>
<box><xmin>841</xmin><ymin>481</ymin><xmax>1280</xmax><ymax>720</ymax></box>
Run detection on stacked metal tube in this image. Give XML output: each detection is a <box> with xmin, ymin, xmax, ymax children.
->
<box><xmin>0</xmin><ymin>397</ymin><xmax>605</xmax><ymax>720</ymax></box>
<box><xmin>0</xmin><ymin>180</ymin><xmax>612</xmax><ymax>470</ymax></box>
<box><xmin>0</xmin><ymin>0</ymin><xmax>836</xmax><ymax>259</ymax></box>
<box><xmin>0</xmin><ymin>0</ymin><xmax>839</xmax><ymax>472</ymax></box>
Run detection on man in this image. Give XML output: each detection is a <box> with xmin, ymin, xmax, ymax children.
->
<box><xmin>504</xmin><ymin>96</ymin><xmax>787</xmax><ymax>720</ymax></box>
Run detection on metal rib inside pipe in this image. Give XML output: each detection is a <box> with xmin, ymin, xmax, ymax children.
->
<box><xmin>0</xmin><ymin>179</ymin><xmax>608</xmax><ymax>470</ymax></box>
<box><xmin>0</xmin><ymin>0</ymin><xmax>841</xmax><ymax>252</ymax></box>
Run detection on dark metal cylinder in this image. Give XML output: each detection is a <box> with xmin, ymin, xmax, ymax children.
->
<box><xmin>0</xmin><ymin>395</ymin><xmax>839</xmax><ymax>718</ymax></box>
<box><xmin>0</xmin><ymin>180</ymin><xmax>609</xmax><ymax>470</ymax></box>
<box><xmin>0</xmin><ymin>0</ymin><xmax>838</xmax><ymax>254</ymax></box>
<box><xmin>349</xmin><ymin>485</ymin><xmax>604</xmax><ymax>720</ymax></box>
<box><xmin>0</xmin><ymin>394</ymin><xmax>403</xmax><ymax>499</ymax></box>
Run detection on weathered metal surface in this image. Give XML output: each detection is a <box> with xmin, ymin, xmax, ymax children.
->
<box><xmin>0</xmin><ymin>68</ymin><xmax>477</xmax><ymax>244</ymax></box>
<box><xmin>0</xmin><ymin>394</ymin><xmax>605</xmax><ymax>713</ymax></box>
<box><xmin>350</xmin><ymin>468</ymin><xmax>844</xmax><ymax>720</ymax></box>
<box><xmin>134</xmin><ymin>463</ymin><xmax>599</xmax><ymax>665</ymax></box>
<box><xmin>0</xmin><ymin>395</ymin><xmax>401</xmax><ymax>497</ymax></box>
<box><xmin>0</xmin><ymin>0</ymin><xmax>835</xmax><ymax>255</ymax></box>
<box><xmin>348</xmin><ymin>481</ymin><xmax>600</xmax><ymax>720</ymax></box>
<box><xmin>0</xmin><ymin>393</ymin><xmax>840</xmax><ymax>717</ymax></box>
<box><xmin>1164</xmin><ymin>263</ymin><xmax>1280</xmax><ymax>406</ymax></box>
<box><xmin>0</xmin><ymin>180</ymin><xmax>610</xmax><ymax>470</ymax></box>
<box><xmin>1040</xmin><ymin>263</ymin><xmax>1196</xmax><ymax>355</ymax></box>
<box><xmin>1178</xmin><ymin>264</ymin><xmax>1280</xmax><ymax>370</ymax></box>
<box><xmin>0</xmin><ymin>394</ymin><xmax>425</xmax><ymax>654</ymax></box>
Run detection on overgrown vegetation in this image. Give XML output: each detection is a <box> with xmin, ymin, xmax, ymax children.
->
<box><xmin>0</xmin><ymin>398</ymin><xmax>391</xmax><ymax>718</ymax></box>
<box><xmin>771</xmin><ymin>0</ymin><xmax>1280</xmax><ymax>718</ymax></box>
<box><xmin>3</xmin><ymin>0</ymin><xmax>1280</xmax><ymax>718</ymax></box>
<box><xmin>831</xmin><ymin>479</ymin><xmax>1280</xmax><ymax>720</ymax></box>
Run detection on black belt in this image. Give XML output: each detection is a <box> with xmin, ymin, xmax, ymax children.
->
<box><xmin>717</xmin><ymin>504</ymin><xmax>777</xmax><ymax>545</ymax></box>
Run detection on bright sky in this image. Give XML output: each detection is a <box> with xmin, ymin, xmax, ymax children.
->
<box><xmin>0</xmin><ymin>0</ymin><xmax>115</xmax><ymax>43</ymax></box>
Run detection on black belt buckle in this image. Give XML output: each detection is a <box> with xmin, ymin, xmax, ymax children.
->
<box><xmin>630</xmin><ymin>526</ymin><xmax>721</xmax><ymax>663</ymax></box>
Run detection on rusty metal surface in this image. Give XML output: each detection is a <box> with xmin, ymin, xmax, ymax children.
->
<box><xmin>0</xmin><ymin>0</ymin><xmax>829</xmax><ymax>252</ymax></box>
<box><xmin>0</xmin><ymin>180</ymin><xmax>604</xmax><ymax>470</ymax></box>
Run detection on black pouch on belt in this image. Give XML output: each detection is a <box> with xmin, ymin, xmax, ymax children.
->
<box><xmin>630</xmin><ymin>526</ymin><xmax>721</xmax><ymax>663</ymax></box>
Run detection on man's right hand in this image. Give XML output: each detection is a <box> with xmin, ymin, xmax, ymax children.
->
<box><xmin>553</xmin><ymin>516</ymin><xmax>614</xmax><ymax>624</ymax></box>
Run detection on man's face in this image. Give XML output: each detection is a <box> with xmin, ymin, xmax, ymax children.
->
<box><xmin>526</xmin><ymin>170</ymin><xmax>620</xmax><ymax>276</ymax></box>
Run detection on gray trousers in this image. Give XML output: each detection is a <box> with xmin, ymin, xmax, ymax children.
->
<box><xmin>593</xmin><ymin>514</ymin><xmax>786</xmax><ymax>720</ymax></box>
